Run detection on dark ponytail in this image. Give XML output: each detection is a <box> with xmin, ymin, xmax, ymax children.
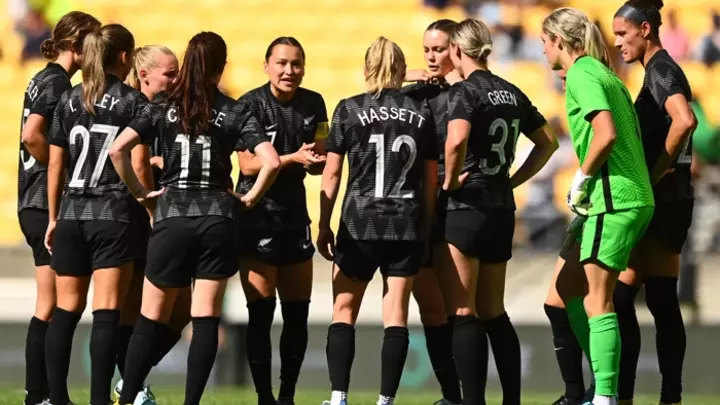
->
<box><xmin>168</xmin><ymin>31</ymin><xmax>227</xmax><ymax>138</ymax></box>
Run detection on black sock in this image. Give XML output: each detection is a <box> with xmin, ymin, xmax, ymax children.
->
<box><xmin>424</xmin><ymin>322</ymin><xmax>462</xmax><ymax>404</ymax></box>
<box><xmin>119</xmin><ymin>316</ymin><xmax>162</xmax><ymax>405</ymax></box>
<box><xmin>451</xmin><ymin>315</ymin><xmax>487</xmax><ymax>405</ymax></box>
<box><xmin>25</xmin><ymin>317</ymin><xmax>49</xmax><ymax>405</ymax></box>
<box><xmin>149</xmin><ymin>324</ymin><xmax>183</xmax><ymax>367</ymax></box>
<box><xmin>485</xmin><ymin>313</ymin><xmax>520</xmax><ymax>405</ymax></box>
<box><xmin>380</xmin><ymin>326</ymin><xmax>409</xmax><ymax>398</ymax></box>
<box><xmin>246</xmin><ymin>297</ymin><xmax>276</xmax><ymax>403</ymax></box>
<box><xmin>45</xmin><ymin>308</ymin><xmax>81</xmax><ymax>405</ymax></box>
<box><xmin>184</xmin><ymin>316</ymin><xmax>221</xmax><ymax>405</ymax></box>
<box><xmin>279</xmin><ymin>300</ymin><xmax>310</xmax><ymax>401</ymax></box>
<box><xmin>326</xmin><ymin>322</ymin><xmax>355</xmax><ymax>392</ymax></box>
<box><xmin>90</xmin><ymin>309</ymin><xmax>121</xmax><ymax>405</ymax></box>
<box><xmin>645</xmin><ymin>277</ymin><xmax>685</xmax><ymax>404</ymax></box>
<box><xmin>116</xmin><ymin>324</ymin><xmax>135</xmax><ymax>378</ymax></box>
<box><xmin>543</xmin><ymin>304</ymin><xmax>585</xmax><ymax>400</ymax></box>
<box><xmin>614</xmin><ymin>280</ymin><xmax>641</xmax><ymax>401</ymax></box>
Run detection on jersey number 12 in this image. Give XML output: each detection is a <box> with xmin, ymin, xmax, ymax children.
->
<box><xmin>369</xmin><ymin>134</ymin><xmax>417</xmax><ymax>199</ymax></box>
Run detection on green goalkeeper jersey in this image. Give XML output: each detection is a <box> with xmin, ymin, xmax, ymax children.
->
<box><xmin>565</xmin><ymin>56</ymin><xmax>655</xmax><ymax>216</ymax></box>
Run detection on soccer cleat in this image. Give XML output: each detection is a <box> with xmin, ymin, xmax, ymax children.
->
<box><xmin>321</xmin><ymin>400</ymin><xmax>347</xmax><ymax>405</ymax></box>
<box><xmin>277</xmin><ymin>398</ymin><xmax>295</xmax><ymax>405</ymax></box>
<box><xmin>113</xmin><ymin>381</ymin><xmax>157</xmax><ymax>405</ymax></box>
<box><xmin>433</xmin><ymin>400</ymin><xmax>461</xmax><ymax>405</ymax></box>
<box><xmin>659</xmin><ymin>403</ymin><xmax>682</xmax><ymax>405</ymax></box>
<box><xmin>552</xmin><ymin>396</ymin><xmax>582</xmax><ymax>405</ymax></box>
<box><xmin>113</xmin><ymin>380</ymin><xmax>124</xmax><ymax>400</ymax></box>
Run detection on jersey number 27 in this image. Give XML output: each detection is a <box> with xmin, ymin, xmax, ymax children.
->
<box><xmin>68</xmin><ymin>124</ymin><xmax>119</xmax><ymax>188</ymax></box>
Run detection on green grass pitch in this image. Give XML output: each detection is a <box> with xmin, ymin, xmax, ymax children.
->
<box><xmin>1</xmin><ymin>388</ymin><xmax>719</xmax><ymax>404</ymax></box>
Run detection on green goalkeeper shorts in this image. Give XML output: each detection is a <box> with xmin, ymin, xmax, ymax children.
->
<box><xmin>579</xmin><ymin>206</ymin><xmax>654</xmax><ymax>271</ymax></box>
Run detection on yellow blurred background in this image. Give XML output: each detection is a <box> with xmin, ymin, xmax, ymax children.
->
<box><xmin>0</xmin><ymin>0</ymin><xmax>718</xmax><ymax>245</ymax></box>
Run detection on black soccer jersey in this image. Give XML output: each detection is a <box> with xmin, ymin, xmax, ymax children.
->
<box><xmin>446</xmin><ymin>69</ymin><xmax>547</xmax><ymax>211</ymax></box>
<box><xmin>18</xmin><ymin>63</ymin><xmax>72</xmax><ymax>213</ymax></box>
<box><xmin>235</xmin><ymin>83</ymin><xmax>328</xmax><ymax>230</ymax></box>
<box><xmin>327</xmin><ymin>89</ymin><xmax>439</xmax><ymax>241</ymax></box>
<box><xmin>48</xmin><ymin>75</ymin><xmax>148</xmax><ymax>223</ymax></box>
<box><xmin>634</xmin><ymin>49</ymin><xmax>694</xmax><ymax>202</ymax></box>
<box><xmin>401</xmin><ymin>81</ymin><xmax>450</xmax><ymax>186</ymax></box>
<box><xmin>128</xmin><ymin>89</ymin><xmax>269</xmax><ymax>223</ymax></box>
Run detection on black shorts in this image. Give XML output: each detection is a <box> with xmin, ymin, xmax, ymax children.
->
<box><xmin>51</xmin><ymin>220</ymin><xmax>143</xmax><ymax>277</ymax></box>
<box><xmin>441</xmin><ymin>208</ymin><xmax>515</xmax><ymax>263</ymax></box>
<box><xmin>334</xmin><ymin>238</ymin><xmax>424</xmax><ymax>282</ymax></box>
<box><xmin>239</xmin><ymin>225</ymin><xmax>315</xmax><ymax>267</ymax></box>
<box><xmin>19</xmin><ymin>208</ymin><xmax>51</xmax><ymax>267</ymax></box>
<box><xmin>642</xmin><ymin>200</ymin><xmax>694</xmax><ymax>254</ymax></box>
<box><xmin>145</xmin><ymin>216</ymin><xmax>239</xmax><ymax>288</ymax></box>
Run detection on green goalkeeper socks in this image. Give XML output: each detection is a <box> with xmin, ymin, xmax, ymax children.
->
<box><xmin>589</xmin><ymin>313</ymin><xmax>621</xmax><ymax>397</ymax></box>
<box><xmin>566</xmin><ymin>297</ymin><xmax>591</xmax><ymax>363</ymax></box>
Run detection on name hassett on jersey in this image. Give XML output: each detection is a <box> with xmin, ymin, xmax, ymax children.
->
<box><xmin>18</xmin><ymin>63</ymin><xmax>72</xmax><ymax>212</ymax></box>
<box><xmin>326</xmin><ymin>89</ymin><xmax>439</xmax><ymax>241</ymax></box>
<box><xmin>129</xmin><ymin>90</ymin><xmax>269</xmax><ymax>223</ymax></box>
<box><xmin>48</xmin><ymin>75</ymin><xmax>149</xmax><ymax>223</ymax></box>
<box><xmin>445</xmin><ymin>69</ymin><xmax>546</xmax><ymax>211</ymax></box>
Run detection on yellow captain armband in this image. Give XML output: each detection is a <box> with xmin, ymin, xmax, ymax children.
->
<box><xmin>314</xmin><ymin>121</ymin><xmax>329</xmax><ymax>141</ymax></box>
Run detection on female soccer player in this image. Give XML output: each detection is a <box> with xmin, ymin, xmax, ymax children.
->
<box><xmin>17</xmin><ymin>11</ymin><xmax>100</xmax><ymax>405</ymax></box>
<box><xmin>544</xmin><ymin>69</ymin><xmax>595</xmax><ymax>405</ymax></box>
<box><xmin>235</xmin><ymin>36</ymin><xmax>327</xmax><ymax>405</ymax></box>
<box><xmin>440</xmin><ymin>18</ymin><xmax>557</xmax><ymax>405</ymax></box>
<box><xmin>541</xmin><ymin>7</ymin><xmax>656</xmax><ymax>405</ymax></box>
<box><xmin>109</xmin><ymin>31</ymin><xmax>280</xmax><ymax>405</ymax></box>
<box><xmin>317</xmin><ymin>36</ymin><xmax>439</xmax><ymax>405</ymax></box>
<box><xmin>44</xmin><ymin>23</ymin><xmax>149</xmax><ymax>405</ymax></box>
<box><xmin>113</xmin><ymin>44</ymin><xmax>185</xmax><ymax>405</ymax></box>
<box><xmin>401</xmin><ymin>19</ymin><xmax>462</xmax><ymax>405</ymax></box>
<box><xmin>612</xmin><ymin>1</ymin><xmax>696</xmax><ymax>404</ymax></box>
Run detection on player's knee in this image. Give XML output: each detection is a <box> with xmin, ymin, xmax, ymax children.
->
<box><xmin>583</xmin><ymin>291</ymin><xmax>613</xmax><ymax>318</ymax></box>
<box><xmin>281</xmin><ymin>300</ymin><xmax>310</xmax><ymax>331</ymax></box>
<box><xmin>34</xmin><ymin>300</ymin><xmax>55</xmax><ymax>322</ymax></box>
<box><xmin>419</xmin><ymin>305</ymin><xmax>447</xmax><ymax>327</ymax></box>
<box><xmin>475</xmin><ymin>302</ymin><xmax>505</xmax><ymax>321</ymax></box>
<box><xmin>333</xmin><ymin>296</ymin><xmax>360</xmax><ymax>326</ymax></box>
<box><xmin>613</xmin><ymin>280</ymin><xmax>639</xmax><ymax>314</ymax></box>
<box><xmin>247</xmin><ymin>296</ymin><xmax>276</xmax><ymax>328</ymax></box>
<box><xmin>644</xmin><ymin>278</ymin><xmax>680</xmax><ymax>316</ymax></box>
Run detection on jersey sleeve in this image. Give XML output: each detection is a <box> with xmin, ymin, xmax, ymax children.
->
<box><xmin>516</xmin><ymin>89</ymin><xmax>547</xmax><ymax>135</ymax></box>
<box><xmin>29</xmin><ymin>74</ymin><xmax>71</xmax><ymax>121</ymax></box>
<box><xmin>233</xmin><ymin>102</ymin><xmax>270</xmax><ymax>153</ymax></box>
<box><xmin>313</xmin><ymin>94</ymin><xmax>329</xmax><ymax>142</ymax></box>
<box><xmin>447</xmin><ymin>82</ymin><xmax>476</xmax><ymax>122</ymax></box>
<box><xmin>326</xmin><ymin>99</ymin><xmax>347</xmax><ymax>155</ymax></box>
<box><xmin>567</xmin><ymin>66</ymin><xmax>611</xmax><ymax>120</ymax></box>
<box><xmin>127</xmin><ymin>102</ymin><xmax>162</xmax><ymax>145</ymax></box>
<box><xmin>646</xmin><ymin>61</ymin><xmax>687</xmax><ymax>108</ymax></box>
<box><xmin>421</xmin><ymin>106</ymin><xmax>439</xmax><ymax>160</ymax></box>
<box><xmin>47</xmin><ymin>90</ymin><xmax>71</xmax><ymax>148</ymax></box>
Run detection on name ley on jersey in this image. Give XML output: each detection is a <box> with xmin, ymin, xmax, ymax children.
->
<box><xmin>357</xmin><ymin>107</ymin><xmax>426</xmax><ymax>128</ymax></box>
<box><xmin>68</xmin><ymin>93</ymin><xmax>121</xmax><ymax>113</ymax></box>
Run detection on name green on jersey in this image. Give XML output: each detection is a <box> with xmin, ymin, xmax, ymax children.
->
<box><xmin>565</xmin><ymin>56</ymin><xmax>655</xmax><ymax>216</ymax></box>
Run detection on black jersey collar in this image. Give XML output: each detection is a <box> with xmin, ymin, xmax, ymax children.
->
<box><xmin>47</xmin><ymin>62</ymin><xmax>71</xmax><ymax>79</ymax></box>
<box><xmin>263</xmin><ymin>82</ymin><xmax>297</xmax><ymax>106</ymax></box>
<box><xmin>645</xmin><ymin>49</ymin><xmax>670</xmax><ymax>68</ymax></box>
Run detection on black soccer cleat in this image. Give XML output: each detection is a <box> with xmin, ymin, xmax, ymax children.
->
<box><xmin>552</xmin><ymin>396</ymin><xmax>582</xmax><ymax>405</ymax></box>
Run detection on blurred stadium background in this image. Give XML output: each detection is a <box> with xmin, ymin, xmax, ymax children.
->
<box><xmin>1</xmin><ymin>0</ymin><xmax>720</xmax><ymax>397</ymax></box>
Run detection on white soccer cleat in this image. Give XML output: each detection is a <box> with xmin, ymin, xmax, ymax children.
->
<box><xmin>113</xmin><ymin>380</ymin><xmax>157</xmax><ymax>405</ymax></box>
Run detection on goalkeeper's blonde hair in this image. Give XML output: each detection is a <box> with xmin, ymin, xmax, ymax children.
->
<box><xmin>542</xmin><ymin>7</ymin><xmax>613</xmax><ymax>71</ymax></box>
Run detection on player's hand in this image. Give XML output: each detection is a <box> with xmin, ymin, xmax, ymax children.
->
<box><xmin>44</xmin><ymin>220</ymin><xmax>56</xmax><ymax>253</ymax></box>
<box><xmin>293</xmin><ymin>143</ymin><xmax>326</xmax><ymax>167</ymax></box>
<box><xmin>405</xmin><ymin>69</ymin><xmax>430</xmax><ymax>82</ymax></box>
<box><xmin>317</xmin><ymin>228</ymin><xmax>336</xmax><ymax>261</ymax></box>
<box><xmin>444</xmin><ymin>69</ymin><xmax>463</xmax><ymax>85</ymax></box>
<box><xmin>443</xmin><ymin>171</ymin><xmax>470</xmax><ymax>192</ymax></box>
<box><xmin>567</xmin><ymin>168</ymin><xmax>592</xmax><ymax>216</ymax></box>
<box><xmin>150</xmin><ymin>156</ymin><xmax>164</xmax><ymax>170</ymax></box>
<box><xmin>652</xmin><ymin>167</ymin><xmax>676</xmax><ymax>185</ymax></box>
<box><xmin>227</xmin><ymin>188</ymin><xmax>260</xmax><ymax>210</ymax></box>
<box><xmin>136</xmin><ymin>187</ymin><xmax>165</xmax><ymax>208</ymax></box>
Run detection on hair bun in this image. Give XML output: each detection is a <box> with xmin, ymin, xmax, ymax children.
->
<box><xmin>478</xmin><ymin>44</ymin><xmax>493</xmax><ymax>60</ymax></box>
<box><xmin>643</xmin><ymin>0</ymin><xmax>664</xmax><ymax>10</ymax></box>
<box><xmin>40</xmin><ymin>39</ymin><xmax>59</xmax><ymax>60</ymax></box>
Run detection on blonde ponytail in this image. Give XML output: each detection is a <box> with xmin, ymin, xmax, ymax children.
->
<box><xmin>81</xmin><ymin>30</ymin><xmax>107</xmax><ymax>115</ymax></box>
<box><xmin>583</xmin><ymin>20</ymin><xmax>613</xmax><ymax>71</ymax></box>
<box><xmin>542</xmin><ymin>7</ymin><xmax>613</xmax><ymax>70</ymax></box>
<box><xmin>125</xmin><ymin>45</ymin><xmax>176</xmax><ymax>91</ymax></box>
<box><xmin>80</xmin><ymin>24</ymin><xmax>135</xmax><ymax>115</ymax></box>
<box><xmin>364</xmin><ymin>36</ymin><xmax>406</xmax><ymax>98</ymax></box>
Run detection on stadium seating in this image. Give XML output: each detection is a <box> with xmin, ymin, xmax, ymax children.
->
<box><xmin>0</xmin><ymin>0</ymin><xmax>716</xmax><ymax>245</ymax></box>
